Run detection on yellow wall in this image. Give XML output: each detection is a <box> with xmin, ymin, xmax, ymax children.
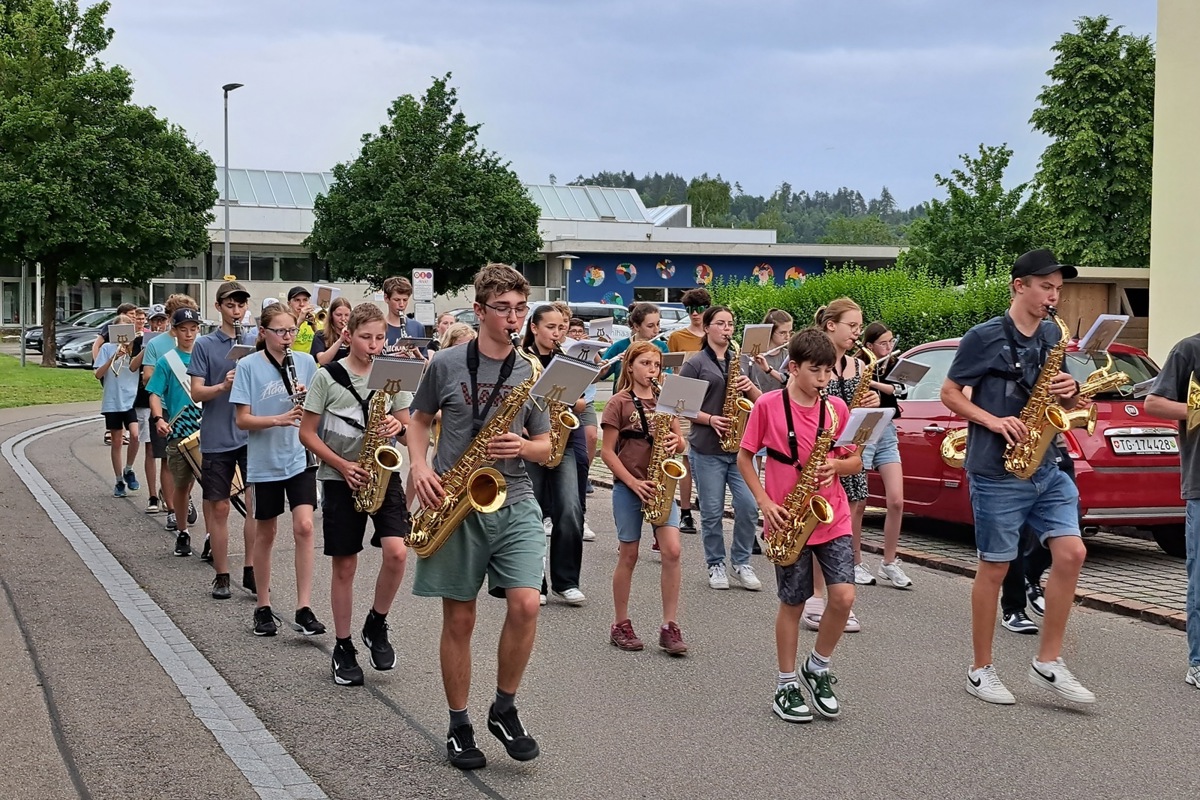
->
<box><xmin>1149</xmin><ymin>0</ymin><xmax>1200</xmax><ymax>363</ymax></box>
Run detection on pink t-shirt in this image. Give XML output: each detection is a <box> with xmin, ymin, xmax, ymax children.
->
<box><xmin>740</xmin><ymin>389</ymin><xmax>854</xmax><ymax>546</ymax></box>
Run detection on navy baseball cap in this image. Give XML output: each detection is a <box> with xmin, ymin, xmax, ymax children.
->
<box><xmin>172</xmin><ymin>308</ymin><xmax>201</xmax><ymax>327</ymax></box>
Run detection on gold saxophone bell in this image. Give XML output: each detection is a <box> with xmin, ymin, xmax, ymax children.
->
<box><xmin>375</xmin><ymin>445</ymin><xmax>404</xmax><ymax>474</ymax></box>
<box><xmin>1064</xmin><ymin>404</ymin><xmax>1098</xmax><ymax>436</ymax></box>
<box><xmin>1188</xmin><ymin>375</ymin><xmax>1200</xmax><ymax>432</ymax></box>
<box><xmin>940</xmin><ymin>428</ymin><xmax>968</xmax><ymax>469</ymax></box>
<box><xmin>466</xmin><ymin>466</ymin><xmax>507</xmax><ymax>514</ymax></box>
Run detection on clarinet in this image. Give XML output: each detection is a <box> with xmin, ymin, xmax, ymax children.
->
<box><xmin>283</xmin><ymin>345</ymin><xmax>304</xmax><ymax>407</ymax></box>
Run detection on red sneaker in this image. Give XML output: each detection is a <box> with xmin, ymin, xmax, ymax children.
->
<box><xmin>610</xmin><ymin>618</ymin><xmax>644</xmax><ymax>651</ymax></box>
<box><xmin>658</xmin><ymin>622</ymin><xmax>689</xmax><ymax>656</ymax></box>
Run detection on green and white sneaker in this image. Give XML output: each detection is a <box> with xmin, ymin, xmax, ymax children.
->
<box><xmin>772</xmin><ymin>682</ymin><xmax>813</xmax><ymax>723</ymax></box>
<box><xmin>801</xmin><ymin>664</ymin><xmax>841</xmax><ymax>718</ymax></box>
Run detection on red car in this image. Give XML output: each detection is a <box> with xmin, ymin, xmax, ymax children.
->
<box><xmin>866</xmin><ymin>338</ymin><xmax>1186</xmax><ymax>557</ymax></box>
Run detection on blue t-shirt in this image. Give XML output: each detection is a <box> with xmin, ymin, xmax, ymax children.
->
<box><xmin>98</xmin><ymin>342</ymin><xmax>139</xmax><ymax>412</ymax></box>
<box><xmin>146</xmin><ymin>348</ymin><xmax>195</xmax><ymax>436</ymax></box>
<box><xmin>602</xmin><ymin>337</ymin><xmax>669</xmax><ymax>383</ymax></box>
<box><xmin>386</xmin><ymin>317</ymin><xmax>428</xmax><ymax>356</ymax></box>
<box><xmin>141</xmin><ymin>331</ymin><xmax>177</xmax><ymax>374</ymax></box>
<box><xmin>188</xmin><ymin>329</ymin><xmax>254</xmax><ymax>454</ymax></box>
<box><xmin>230</xmin><ymin>350</ymin><xmax>317</xmax><ymax>482</ymax></box>
<box><xmin>946</xmin><ymin>313</ymin><xmax>1062</xmax><ymax>476</ymax></box>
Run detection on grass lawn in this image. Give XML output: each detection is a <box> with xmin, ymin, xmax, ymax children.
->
<box><xmin>0</xmin><ymin>354</ymin><xmax>101</xmax><ymax>408</ymax></box>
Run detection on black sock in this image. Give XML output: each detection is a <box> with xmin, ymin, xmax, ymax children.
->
<box><xmin>335</xmin><ymin>636</ymin><xmax>352</xmax><ymax>650</ymax></box>
<box><xmin>450</xmin><ymin>707</ymin><xmax>470</xmax><ymax>729</ymax></box>
<box><xmin>366</xmin><ymin>608</ymin><xmax>386</xmax><ymax>631</ymax></box>
<box><xmin>494</xmin><ymin>688</ymin><xmax>516</xmax><ymax>714</ymax></box>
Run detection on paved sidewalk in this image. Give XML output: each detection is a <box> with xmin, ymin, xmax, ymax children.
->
<box><xmin>587</xmin><ymin>459</ymin><xmax>1190</xmax><ymax>629</ymax></box>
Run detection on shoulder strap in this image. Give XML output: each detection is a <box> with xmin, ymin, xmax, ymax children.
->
<box><xmin>326</xmin><ymin>361</ymin><xmax>374</xmax><ymax>422</ymax></box>
<box><xmin>162</xmin><ymin>349</ymin><xmax>195</xmax><ymax>404</ymax></box>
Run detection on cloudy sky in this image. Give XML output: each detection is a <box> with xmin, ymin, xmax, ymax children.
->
<box><xmin>101</xmin><ymin>0</ymin><xmax>1157</xmax><ymax>208</ymax></box>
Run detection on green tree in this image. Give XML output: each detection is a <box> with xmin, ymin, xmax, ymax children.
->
<box><xmin>0</xmin><ymin>0</ymin><xmax>217</xmax><ymax>365</ymax></box>
<box><xmin>308</xmin><ymin>74</ymin><xmax>542</xmax><ymax>293</ymax></box>
<box><xmin>686</xmin><ymin>173</ymin><xmax>731</xmax><ymax>226</ymax></box>
<box><xmin>901</xmin><ymin>144</ymin><xmax>1044</xmax><ymax>282</ymax></box>
<box><xmin>819</xmin><ymin>215</ymin><xmax>897</xmax><ymax>245</ymax></box>
<box><xmin>1031</xmin><ymin>15</ymin><xmax>1154</xmax><ymax>267</ymax></box>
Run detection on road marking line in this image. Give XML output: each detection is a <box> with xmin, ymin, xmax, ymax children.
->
<box><xmin>3</xmin><ymin>417</ymin><xmax>328</xmax><ymax>800</ymax></box>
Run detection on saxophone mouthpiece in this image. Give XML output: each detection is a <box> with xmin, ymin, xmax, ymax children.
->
<box><xmin>1046</xmin><ymin>305</ymin><xmax>1058</xmax><ymax>317</ymax></box>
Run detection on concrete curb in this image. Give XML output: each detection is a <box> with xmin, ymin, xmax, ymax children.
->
<box><xmin>590</xmin><ymin>477</ymin><xmax>1187</xmax><ymax>633</ymax></box>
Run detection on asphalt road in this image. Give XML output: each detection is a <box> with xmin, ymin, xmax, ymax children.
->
<box><xmin>1</xmin><ymin>404</ymin><xmax>1196</xmax><ymax>800</ymax></box>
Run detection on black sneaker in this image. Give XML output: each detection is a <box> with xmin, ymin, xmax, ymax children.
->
<box><xmin>752</xmin><ymin>537</ymin><xmax>763</xmax><ymax>555</ymax></box>
<box><xmin>487</xmin><ymin>703</ymin><xmax>540</xmax><ymax>761</ymax></box>
<box><xmin>1001</xmin><ymin>610</ymin><xmax>1038</xmax><ymax>634</ymax></box>
<box><xmin>253</xmin><ymin>606</ymin><xmax>278</xmax><ymax>637</ymax></box>
<box><xmin>164</xmin><ymin>511</ymin><xmax>177</xmax><ymax>532</ymax></box>
<box><xmin>242</xmin><ymin>566</ymin><xmax>256</xmax><ymax>597</ymax></box>
<box><xmin>200</xmin><ymin>535</ymin><xmax>212</xmax><ymax>562</ymax></box>
<box><xmin>293</xmin><ymin>607</ymin><xmax>326</xmax><ymax>636</ymax></box>
<box><xmin>447</xmin><ymin>723</ymin><xmax>487</xmax><ymax>770</ymax></box>
<box><xmin>331</xmin><ymin>641</ymin><xmax>364</xmax><ymax>686</ymax></box>
<box><xmin>362</xmin><ymin>610</ymin><xmax>396</xmax><ymax>670</ymax></box>
<box><xmin>187</xmin><ymin>499</ymin><xmax>198</xmax><ymax>525</ymax></box>
<box><xmin>173</xmin><ymin>531</ymin><xmax>192</xmax><ymax>556</ymax></box>
<box><xmin>211</xmin><ymin>573</ymin><xmax>232</xmax><ymax>600</ymax></box>
<box><xmin>679</xmin><ymin>509</ymin><xmax>696</xmax><ymax>534</ymax></box>
<box><xmin>1026</xmin><ymin>579</ymin><xmax>1046</xmax><ymax>617</ymax></box>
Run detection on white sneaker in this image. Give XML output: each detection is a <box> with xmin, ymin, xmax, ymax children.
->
<box><xmin>1028</xmin><ymin>658</ymin><xmax>1096</xmax><ymax>704</ymax></box>
<box><xmin>877</xmin><ymin>559</ymin><xmax>913</xmax><ymax>589</ymax></box>
<box><xmin>844</xmin><ymin>610</ymin><xmax>861</xmax><ymax>633</ymax></box>
<box><xmin>539</xmin><ymin>593</ymin><xmax>547</xmax><ymax>606</ymax></box>
<box><xmin>853</xmin><ymin>562</ymin><xmax>876</xmax><ymax>585</ymax></box>
<box><xmin>708</xmin><ymin>563</ymin><xmax>729</xmax><ymax>590</ymax></box>
<box><xmin>1186</xmin><ymin>665</ymin><xmax>1200</xmax><ymax>688</ymax></box>
<box><xmin>729</xmin><ymin>564</ymin><xmax>763</xmax><ymax>591</ymax></box>
<box><xmin>582</xmin><ymin>522</ymin><xmax>596</xmax><ymax>542</ymax></box>
<box><xmin>801</xmin><ymin>596</ymin><xmax>825</xmax><ymax>631</ymax></box>
<box><xmin>553</xmin><ymin>588</ymin><xmax>586</xmax><ymax>605</ymax></box>
<box><xmin>967</xmin><ymin>665</ymin><xmax>1016</xmax><ymax>705</ymax></box>
<box><xmin>542</xmin><ymin>517</ymin><xmax>553</xmax><ymax>536</ymax></box>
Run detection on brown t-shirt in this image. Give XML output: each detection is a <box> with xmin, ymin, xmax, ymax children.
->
<box><xmin>601</xmin><ymin>390</ymin><xmax>658</xmax><ymax>483</ymax></box>
<box><xmin>667</xmin><ymin>327</ymin><xmax>704</xmax><ymax>353</ymax></box>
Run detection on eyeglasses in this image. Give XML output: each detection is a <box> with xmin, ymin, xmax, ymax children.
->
<box><xmin>874</xmin><ymin>338</ymin><xmax>896</xmax><ymax>349</ymax></box>
<box><xmin>481</xmin><ymin>302</ymin><xmax>530</xmax><ymax>317</ymax></box>
<box><xmin>265</xmin><ymin>327</ymin><xmax>299</xmax><ymax>337</ymax></box>
<box><xmin>686</xmin><ymin>305</ymin><xmax>709</xmax><ymax>314</ymax></box>
<box><xmin>837</xmin><ymin>321</ymin><xmax>863</xmax><ymax>334</ymax></box>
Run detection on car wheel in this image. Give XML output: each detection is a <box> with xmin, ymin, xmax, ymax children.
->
<box><xmin>1149</xmin><ymin>524</ymin><xmax>1186</xmax><ymax>558</ymax></box>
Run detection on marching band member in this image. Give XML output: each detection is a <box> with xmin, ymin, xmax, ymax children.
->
<box><xmin>300</xmin><ymin>303</ymin><xmax>412</xmax><ymax>686</ymax></box>
<box><xmin>599</xmin><ymin>302</ymin><xmax>668</xmax><ymax>383</ymax></box>
<box><xmin>738</xmin><ymin>328</ymin><xmax>859</xmax><ymax>722</ymax></box>
<box><xmin>679</xmin><ymin>306</ymin><xmax>763</xmax><ymax>591</ymax></box>
<box><xmin>310</xmin><ymin>296</ymin><xmax>353</xmax><ymax>366</ymax></box>
<box><xmin>427</xmin><ymin>311</ymin><xmax>457</xmax><ymax>354</ymax></box>
<box><xmin>666</xmin><ymin>287</ymin><xmax>711</xmax><ymax>534</ymax></box>
<box><xmin>232</xmin><ymin>304</ymin><xmax>324</xmax><ymax>639</ymax></box>
<box><xmin>750</xmin><ymin>309</ymin><xmax>795</xmax><ymax>478</ymax></box>
<box><xmin>132</xmin><ymin>305</ymin><xmax>170</xmax><ymax>514</ymax></box>
<box><xmin>95</xmin><ymin>313</ymin><xmax>141</xmax><ymax>498</ymax></box>
<box><xmin>566</xmin><ymin>317</ymin><xmax>599</xmax><ymax>542</ymax></box>
<box><xmin>383</xmin><ymin>276</ymin><xmax>427</xmax><ymax>357</ymax></box>
<box><xmin>189</xmin><ymin>281</ymin><xmax>257</xmax><ymax>600</ymax></box>
<box><xmin>601</xmin><ymin>341</ymin><xmax>688</xmax><ymax>655</ymax></box>
<box><xmin>286</xmin><ymin>286</ymin><xmax>317</xmax><ymax>354</ymax></box>
<box><xmin>942</xmin><ymin>250</ymin><xmax>1091</xmax><ymax>705</ymax></box>
<box><xmin>406</xmin><ymin>263</ymin><xmax>550</xmax><ymax>771</ymax></box>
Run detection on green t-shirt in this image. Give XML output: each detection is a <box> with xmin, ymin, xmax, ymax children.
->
<box><xmin>291</xmin><ymin>320</ymin><xmax>316</xmax><ymax>354</ymax></box>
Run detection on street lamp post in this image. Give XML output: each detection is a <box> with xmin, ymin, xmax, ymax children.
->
<box><xmin>222</xmin><ymin>83</ymin><xmax>243</xmax><ymax>279</ymax></box>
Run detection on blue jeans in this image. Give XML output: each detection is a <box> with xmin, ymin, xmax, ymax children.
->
<box><xmin>1187</xmin><ymin>500</ymin><xmax>1200</xmax><ymax>666</ymax></box>
<box><xmin>527</xmin><ymin>452</ymin><xmax>583</xmax><ymax>593</ymax></box>
<box><xmin>967</xmin><ymin>464</ymin><xmax>1081</xmax><ymax>562</ymax></box>
<box><xmin>690</xmin><ymin>451</ymin><xmax>756</xmax><ymax>567</ymax></box>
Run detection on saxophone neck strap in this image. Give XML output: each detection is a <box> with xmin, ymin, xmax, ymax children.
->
<box><xmin>767</xmin><ymin>391</ymin><xmax>826</xmax><ymax>468</ymax></box>
<box><xmin>325</xmin><ymin>361</ymin><xmax>374</xmax><ymax>427</ymax></box>
<box><xmin>702</xmin><ymin>343</ymin><xmax>730</xmax><ymax>377</ymax></box>
<box><xmin>629</xmin><ymin>395</ymin><xmax>652</xmax><ymax>440</ymax></box>
<box><xmin>999</xmin><ymin>314</ymin><xmax>1047</xmax><ymax>392</ymax></box>
<box><xmin>467</xmin><ymin>339</ymin><xmax>516</xmax><ymax>435</ymax></box>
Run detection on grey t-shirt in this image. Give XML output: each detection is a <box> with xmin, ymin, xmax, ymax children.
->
<box><xmin>946</xmin><ymin>314</ymin><xmax>1061</xmax><ymax>477</ymax></box>
<box><xmin>1150</xmin><ymin>333</ymin><xmax>1200</xmax><ymax>500</ymax></box>
<box><xmin>411</xmin><ymin>343</ymin><xmax>549</xmax><ymax>509</ymax></box>
<box><xmin>188</xmin><ymin>329</ymin><xmax>254</xmax><ymax>454</ymax></box>
<box><xmin>680</xmin><ymin>346</ymin><xmax>733</xmax><ymax>456</ymax></box>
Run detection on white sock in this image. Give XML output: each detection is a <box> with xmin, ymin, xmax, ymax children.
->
<box><xmin>777</xmin><ymin>671</ymin><xmax>798</xmax><ymax>688</ymax></box>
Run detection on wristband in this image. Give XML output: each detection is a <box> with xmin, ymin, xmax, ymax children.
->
<box><xmin>149</xmin><ymin>415</ymin><xmax>162</xmax><ymax>424</ymax></box>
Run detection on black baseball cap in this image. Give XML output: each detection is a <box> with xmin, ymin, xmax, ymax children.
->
<box><xmin>216</xmin><ymin>281</ymin><xmax>250</xmax><ymax>302</ymax></box>
<box><xmin>287</xmin><ymin>286</ymin><xmax>311</xmax><ymax>301</ymax></box>
<box><xmin>1011</xmin><ymin>249</ymin><xmax>1078</xmax><ymax>280</ymax></box>
<box><xmin>172</xmin><ymin>308</ymin><xmax>201</xmax><ymax>327</ymax></box>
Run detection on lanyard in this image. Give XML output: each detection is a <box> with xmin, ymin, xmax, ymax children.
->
<box><xmin>466</xmin><ymin>340</ymin><xmax>516</xmax><ymax>434</ymax></box>
<box><xmin>631</xmin><ymin>395</ymin><xmax>652</xmax><ymax>438</ymax></box>
<box><xmin>783</xmin><ymin>390</ymin><xmax>826</xmax><ymax>465</ymax></box>
<box><xmin>703</xmin><ymin>344</ymin><xmax>730</xmax><ymax>377</ymax></box>
<box><xmin>263</xmin><ymin>350</ymin><xmax>294</xmax><ymax>395</ymax></box>
<box><xmin>1000</xmin><ymin>314</ymin><xmax>1046</xmax><ymax>392</ymax></box>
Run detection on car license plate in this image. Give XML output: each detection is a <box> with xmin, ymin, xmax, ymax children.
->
<box><xmin>1111</xmin><ymin>436</ymin><xmax>1179</xmax><ymax>455</ymax></box>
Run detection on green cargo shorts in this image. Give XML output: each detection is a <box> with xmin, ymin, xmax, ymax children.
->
<box><xmin>412</xmin><ymin>498</ymin><xmax>546</xmax><ymax>601</ymax></box>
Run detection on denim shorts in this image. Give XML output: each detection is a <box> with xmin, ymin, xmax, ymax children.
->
<box><xmin>968</xmin><ymin>465</ymin><xmax>1081</xmax><ymax>562</ymax></box>
<box><xmin>861</xmin><ymin>422</ymin><xmax>900</xmax><ymax>470</ymax></box>
<box><xmin>775</xmin><ymin>535</ymin><xmax>855</xmax><ymax>606</ymax></box>
<box><xmin>613</xmin><ymin>481</ymin><xmax>681</xmax><ymax>542</ymax></box>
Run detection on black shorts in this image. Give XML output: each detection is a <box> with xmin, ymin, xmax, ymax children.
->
<box><xmin>253</xmin><ymin>468</ymin><xmax>318</xmax><ymax>520</ymax></box>
<box><xmin>321</xmin><ymin>477</ymin><xmax>410</xmax><ymax>557</ymax></box>
<box><xmin>199</xmin><ymin>446</ymin><xmax>247</xmax><ymax>502</ymax></box>
<box><xmin>775</xmin><ymin>535</ymin><xmax>856</xmax><ymax>606</ymax></box>
<box><xmin>103</xmin><ymin>409</ymin><xmax>138</xmax><ymax>431</ymax></box>
<box><xmin>148</xmin><ymin>419</ymin><xmax>168</xmax><ymax>459</ymax></box>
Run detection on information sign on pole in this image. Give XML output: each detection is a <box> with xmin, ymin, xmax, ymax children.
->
<box><xmin>413</xmin><ymin>269</ymin><xmax>435</xmax><ymax>302</ymax></box>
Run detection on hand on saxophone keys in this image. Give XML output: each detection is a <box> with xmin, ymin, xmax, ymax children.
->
<box><xmin>408</xmin><ymin>463</ymin><xmax>445</xmax><ymax>507</ymax></box>
<box><xmin>663</xmin><ymin>432</ymin><xmax>684</xmax><ymax>455</ymax></box>
<box><xmin>485</xmin><ymin>431</ymin><xmax>524</xmax><ymax>460</ymax></box>
<box><xmin>338</xmin><ymin>460</ymin><xmax>371</xmax><ymax>489</ymax></box>
<box><xmin>857</xmin><ymin>390</ymin><xmax>881</xmax><ymax>408</ymax></box>
<box><xmin>376</xmin><ymin>415</ymin><xmax>403</xmax><ymax>438</ymax></box>
<box><xmin>1049</xmin><ymin>371</ymin><xmax>1078</xmax><ymax>399</ymax></box>
<box><xmin>734</xmin><ymin>374</ymin><xmax>755</xmax><ymax>394</ymax></box>
<box><xmin>986</xmin><ymin>414</ymin><xmax>1029</xmax><ymax>446</ymax></box>
<box><xmin>630</xmin><ymin>479</ymin><xmax>659</xmax><ymax>505</ymax></box>
<box><xmin>708</xmin><ymin>415</ymin><xmax>731</xmax><ymax>437</ymax></box>
<box><xmin>761</xmin><ymin>499</ymin><xmax>790</xmax><ymax>533</ymax></box>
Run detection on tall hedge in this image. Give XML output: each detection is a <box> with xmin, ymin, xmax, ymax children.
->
<box><xmin>710</xmin><ymin>261</ymin><xmax>1010</xmax><ymax>349</ymax></box>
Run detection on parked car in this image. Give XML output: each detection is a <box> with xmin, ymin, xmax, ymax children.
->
<box><xmin>522</xmin><ymin>301</ymin><xmax>631</xmax><ymax>341</ymax></box>
<box><xmin>56</xmin><ymin>328</ymin><xmax>104</xmax><ymax>368</ymax></box>
<box><xmin>23</xmin><ymin>307</ymin><xmax>117</xmax><ymax>352</ymax></box>
<box><xmin>866</xmin><ymin>338</ymin><xmax>1187</xmax><ymax>557</ymax></box>
<box><xmin>445</xmin><ymin>307</ymin><xmax>480</xmax><ymax>330</ymax></box>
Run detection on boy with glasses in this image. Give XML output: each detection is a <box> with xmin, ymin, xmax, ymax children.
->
<box><xmin>665</xmin><ymin>288</ymin><xmax>711</xmax><ymax>534</ymax></box>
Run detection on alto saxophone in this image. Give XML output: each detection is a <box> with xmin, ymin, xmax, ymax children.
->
<box><xmin>1188</xmin><ymin>374</ymin><xmax>1200</xmax><ymax>432</ymax></box>
<box><xmin>352</xmin><ymin>374</ymin><xmax>405</xmax><ymax>514</ymax></box>
<box><xmin>541</xmin><ymin>350</ymin><xmax>581</xmax><ymax>468</ymax></box>
<box><xmin>408</xmin><ymin>335</ymin><xmax>543</xmax><ymax>559</ymax></box>
<box><xmin>1004</xmin><ymin>307</ymin><xmax>1072</xmax><ymax>479</ymax></box>
<box><xmin>764</xmin><ymin>399</ymin><xmax>839</xmax><ymax>567</ymax></box>
<box><xmin>1062</xmin><ymin>351</ymin><xmax>1131</xmax><ymax>435</ymax></box>
<box><xmin>719</xmin><ymin>339</ymin><xmax>754</xmax><ymax>452</ymax></box>
<box><xmin>848</xmin><ymin>340</ymin><xmax>879</xmax><ymax>409</ymax></box>
<box><xmin>643</xmin><ymin>378</ymin><xmax>688</xmax><ymax>525</ymax></box>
